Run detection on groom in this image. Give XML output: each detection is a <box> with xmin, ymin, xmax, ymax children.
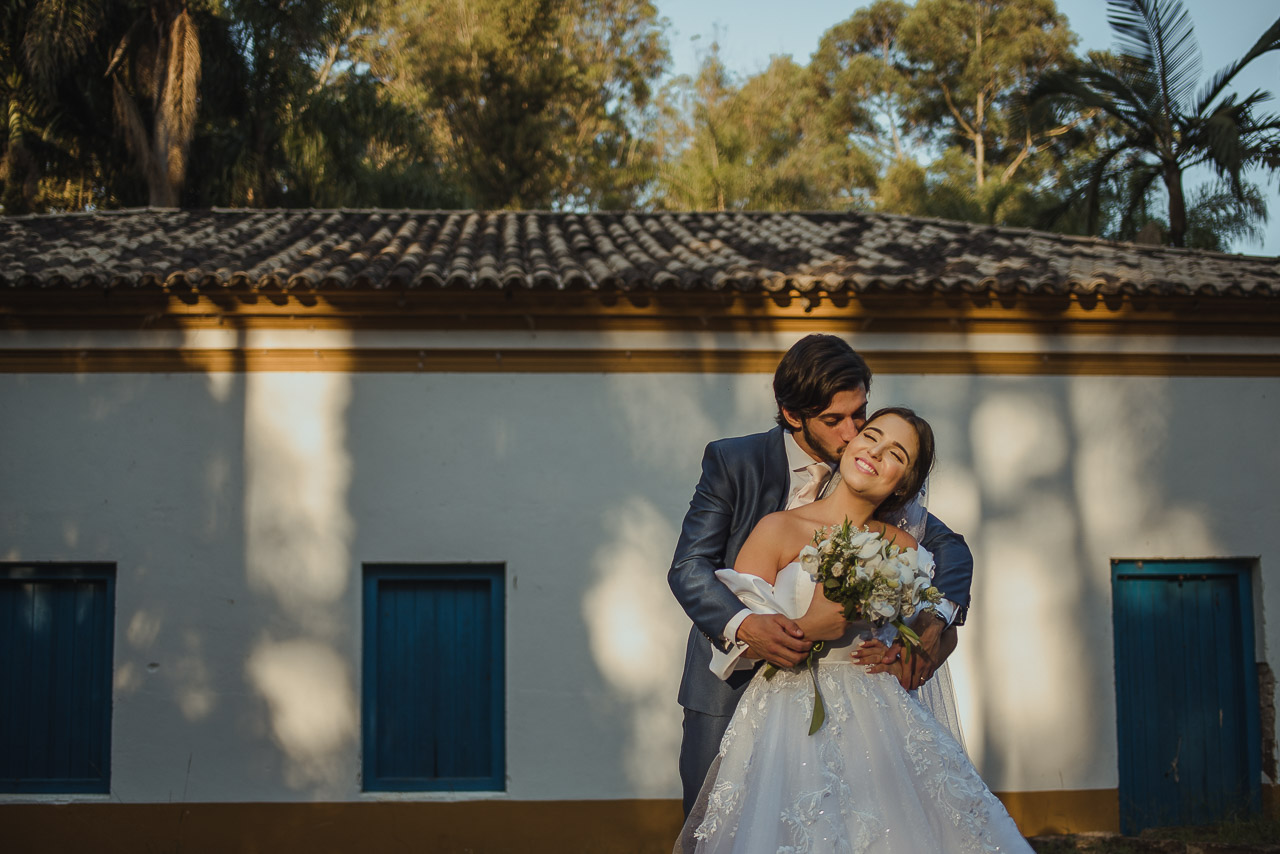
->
<box><xmin>668</xmin><ymin>334</ymin><xmax>975</xmax><ymax>816</ymax></box>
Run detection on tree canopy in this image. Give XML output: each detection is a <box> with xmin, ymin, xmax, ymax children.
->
<box><xmin>3</xmin><ymin>0</ymin><xmax>1276</xmax><ymax>251</ymax></box>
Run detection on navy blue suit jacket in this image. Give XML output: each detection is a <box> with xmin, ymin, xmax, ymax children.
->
<box><xmin>669</xmin><ymin>426</ymin><xmax>974</xmax><ymax>716</ymax></box>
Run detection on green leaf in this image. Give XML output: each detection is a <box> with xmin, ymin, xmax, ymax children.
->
<box><xmin>897</xmin><ymin>621</ymin><xmax>922</xmax><ymax>646</ymax></box>
<box><xmin>806</xmin><ymin>647</ymin><xmax>826</xmax><ymax>736</ymax></box>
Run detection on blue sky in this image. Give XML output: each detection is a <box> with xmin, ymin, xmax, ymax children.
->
<box><xmin>652</xmin><ymin>0</ymin><xmax>1280</xmax><ymax>255</ymax></box>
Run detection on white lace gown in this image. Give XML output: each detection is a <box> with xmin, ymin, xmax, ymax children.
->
<box><xmin>680</xmin><ymin>561</ymin><xmax>1033</xmax><ymax>854</ymax></box>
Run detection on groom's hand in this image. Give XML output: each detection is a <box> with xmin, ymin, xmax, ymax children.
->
<box><xmin>904</xmin><ymin>620</ymin><xmax>957</xmax><ymax>690</ymax></box>
<box><xmin>737</xmin><ymin>614</ymin><xmax>810</xmax><ymax>669</ymax></box>
<box><xmin>861</xmin><ymin>621</ymin><xmax>958</xmax><ymax>690</ymax></box>
<box><xmin>883</xmin><ymin>622</ymin><xmax>958</xmax><ymax>690</ymax></box>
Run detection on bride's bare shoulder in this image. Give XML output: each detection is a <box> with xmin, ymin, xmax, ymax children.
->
<box><xmin>756</xmin><ymin>509</ymin><xmax>815</xmax><ymax>538</ymax></box>
<box><xmin>736</xmin><ymin>511</ymin><xmax>815</xmax><ymax>579</ymax></box>
<box><xmin>872</xmin><ymin>520</ymin><xmax>918</xmax><ymax>551</ymax></box>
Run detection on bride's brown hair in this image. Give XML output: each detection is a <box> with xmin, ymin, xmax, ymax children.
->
<box><xmin>863</xmin><ymin>407</ymin><xmax>935</xmax><ymax>518</ymax></box>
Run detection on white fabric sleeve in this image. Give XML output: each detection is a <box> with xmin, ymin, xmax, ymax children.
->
<box><xmin>723</xmin><ymin>608</ymin><xmax>752</xmax><ymax>648</ymax></box>
<box><xmin>934</xmin><ymin>598</ymin><xmax>958</xmax><ymax>626</ymax></box>
<box><xmin>711</xmin><ymin>609</ymin><xmax>756</xmax><ymax>678</ymax></box>
<box><xmin>708</xmin><ymin>569</ymin><xmax>798</xmax><ymax>681</ymax></box>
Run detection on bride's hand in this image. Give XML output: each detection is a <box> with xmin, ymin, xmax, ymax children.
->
<box><xmin>796</xmin><ymin>587</ymin><xmax>848</xmax><ymax>641</ymax></box>
<box><xmin>850</xmin><ymin>639</ymin><xmax>888</xmax><ymax>666</ymax></box>
<box><xmin>852</xmin><ymin>640</ymin><xmax>909</xmax><ymax>687</ymax></box>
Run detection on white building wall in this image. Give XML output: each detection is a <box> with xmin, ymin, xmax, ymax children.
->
<box><xmin>2</xmin><ymin>328</ymin><xmax>1277</xmax><ymax>804</ymax></box>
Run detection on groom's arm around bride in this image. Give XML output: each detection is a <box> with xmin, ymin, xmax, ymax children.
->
<box><xmin>667</xmin><ymin>335</ymin><xmax>976</xmax><ymax>817</ymax></box>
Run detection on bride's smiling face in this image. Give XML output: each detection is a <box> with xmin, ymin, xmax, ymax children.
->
<box><xmin>838</xmin><ymin>413</ymin><xmax>919</xmax><ymax>502</ymax></box>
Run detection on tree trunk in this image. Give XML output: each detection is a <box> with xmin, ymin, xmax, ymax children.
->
<box><xmin>1164</xmin><ymin>163</ymin><xmax>1187</xmax><ymax>247</ymax></box>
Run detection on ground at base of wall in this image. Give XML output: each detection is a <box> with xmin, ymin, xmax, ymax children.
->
<box><xmin>1030</xmin><ymin>818</ymin><xmax>1280</xmax><ymax>854</ymax></box>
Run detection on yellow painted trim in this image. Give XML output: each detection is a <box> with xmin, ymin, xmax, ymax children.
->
<box><xmin>2</xmin><ymin>787</ymin><xmax>1274</xmax><ymax>852</ymax></box>
<box><xmin>2</xmin><ymin>348</ymin><xmax>1280</xmax><ymax>377</ymax></box>
<box><xmin>4</xmin><ymin>290</ymin><xmax>1280</xmax><ymax>336</ymax></box>
<box><xmin>0</xmin><ymin>800</ymin><xmax>686</xmax><ymax>854</ymax></box>
<box><xmin>995</xmin><ymin>788</ymin><xmax>1120</xmax><ymax>836</ymax></box>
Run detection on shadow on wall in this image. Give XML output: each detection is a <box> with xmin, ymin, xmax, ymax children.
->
<box><xmin>890</xmin><ymin>372</ymin><xmax>1269</xmax><ymax>794</ymax></box>
<box><xmin>0</xmin><ymin>325</ymin><xmax>361</xmax><ymax>800</ymax></box>
<box><xmin>581</xmin><ymin>366</ymin><xmax>784</xmax><ymax>795</ymax></box>
<box><xmin>115</xmin><ymin>327</ymin><xmax>360</xmax><ymax>801</ymax></box>
<box><xmin>9</xmin><ymin>327</ymin><xmax>1274</xmax><ymax>804</ymax></box>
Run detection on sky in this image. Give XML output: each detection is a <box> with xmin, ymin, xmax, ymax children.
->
<box><xmin>652</xmin><ymin>0</ymin><xmax>1280</xmax><ymax>256</ymax></box>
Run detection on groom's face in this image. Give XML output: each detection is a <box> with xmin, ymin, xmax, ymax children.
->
<box><xmin>786</xmin><ymin>385</ymin><xmax>868</xmax><ymax>465</ymax></box>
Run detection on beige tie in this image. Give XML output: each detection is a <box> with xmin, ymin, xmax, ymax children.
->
<box><xmin>788</xmin><ymin>462</ymin><xmax>830</xmax><ymax>509</ymax></box>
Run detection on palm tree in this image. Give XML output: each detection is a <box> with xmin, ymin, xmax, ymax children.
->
<box><xmin>1</xmin><ymin>0</ymin><xmax>104</xmax><ymax>212</ymax></box>
<box><xmin>1033</xmin><ymin>0</ymin><xmax>1280</xmax><ymax>247</ymax></box>
<box><xmin>18</xmin><ymin>0</ymin><xmax>203</xmax><ymax>208</ymax></box>
<box><xmin>105</xmin><ymin>0</ymin><xmax>203</xmax><ymax>207</ymax></box>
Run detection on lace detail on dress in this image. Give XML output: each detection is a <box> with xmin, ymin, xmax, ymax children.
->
<box><xmin>681</xmin><ymin>552</ymin><xmax>1030</xmax><ymax>854</ymax></box>
<box><xmin>684</xmin><ymin>661</ymin><xmax>1031</xmax><ymax>854</ymax></box>
<box><xmin>898</xmin><ymin>693</ymin><xmax>1006</xmax><ymax>853</ymax></box>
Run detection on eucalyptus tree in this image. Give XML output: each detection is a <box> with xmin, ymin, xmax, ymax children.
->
<box><xmin>897</xmin><ymin>0</ymin><xmax>1079</xmax><ymax>190</ymax></box>
<box><xmin>811</xmin><ymin>0</ymin><xmax>915</xmax><ymax>165</ymax></box>
<box><xmin>1033</xmin><ymin>0</ymin><xmax>1280</xmax><ymax>247</ymax></box>
<box><xmin>364</xmin><ymin>0</ymin><xmax>668</xmax><ymax>210</ymax></box>
<box><xmin>190</xmin><ymin>0</ymin><xmax>453</xmax><ymax>208</ymax></box>
<box><xmin>649</xmin><ymin>51</ymin><xmax>877</xmax><ymax>212</ymax></box>
<box><xmin>809</xmin><ymin>0</ymin><xmax>1085</xmax><ymax>224</ymax></box>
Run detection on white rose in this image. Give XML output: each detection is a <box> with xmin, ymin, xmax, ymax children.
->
<box><xmin>799</xmin><ymin>544</ymin><xmax>820</xmax><ymax>566</ymax></box>
<box><xmin>896</xmin><ymin>558</ymin><xmax>916</xmax><ymax>587</ymax></box>
<box><xmin>917</xmin><ymin>550</ymin><xmax>936</xmax><ymax>579</ymax></box>
<box><xmin>870</xmin><ymin>598</ymin><xmax>896</xmax><ymax>619</ymax></box>
<box><xmin>856</xmin><ymin>537</ymin><xmax>884</xmax><ymax>560</ymax></box>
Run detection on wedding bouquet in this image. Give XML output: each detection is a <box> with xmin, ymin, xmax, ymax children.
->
<box><xmin>775</xmin><ymin>520</ymin><xmax>943</xmax><ymax>735</ymax></box>
<box><xmin>798</xmin><ymin>520</ymin><xmax>943</xmax><ymax>645</ymax></box>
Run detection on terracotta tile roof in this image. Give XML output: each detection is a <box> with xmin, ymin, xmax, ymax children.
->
<box><xmin>2</xmin><ymin>208</ymin><xmax>1277</xmax><ymax>297</ymax></box>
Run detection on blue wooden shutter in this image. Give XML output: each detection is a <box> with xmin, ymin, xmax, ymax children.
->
<box><xmin>362</xmin><ymin>564</ymin><xmax>505</xmax><ymax>791</ymax></box>
<box><xmin>1</xmin><ymin>563</ymin><xmax>114</xmax><ymax>794</ymax></box>
<box><xmin>1112</xmin><ymin>560</ymin><xmax>1261</xmax><ymax>833</ymax></box>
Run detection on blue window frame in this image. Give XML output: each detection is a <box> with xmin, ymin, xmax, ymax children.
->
<box><xmin>1</xmin><ymin>563</ymin><xmax>115</xmax><ymax>794</ymax></box>
<box><xmin>362</xmin><ymin>563</ymin><xmax>505</xmax><ymax>791</ymax></box>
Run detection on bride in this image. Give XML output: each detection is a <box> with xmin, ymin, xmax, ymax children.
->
<box><xmin>678</xmin><ymin>407</ymin><xmax>1033</xmax><ymax>854</ymax></box>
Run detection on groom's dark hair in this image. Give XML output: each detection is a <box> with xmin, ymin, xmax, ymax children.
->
<box><xmin>773</xmin><ymin>335</ymin><xmax>871</xmax><ymax>430</ymax></box>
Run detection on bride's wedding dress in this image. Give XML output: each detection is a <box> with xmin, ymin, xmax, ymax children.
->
<box><xmin>679</xmin><ymin>559</ymin><xmax>1033</xmax><ymax>854</ymax></box>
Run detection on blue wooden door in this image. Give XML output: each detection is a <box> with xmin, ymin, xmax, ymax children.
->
<box><xmin>1112</xmin><ymin>560</ymin><xmax>1260</xmax><ymax>833</ymax></box>
<box><xmin>0</xmin><ymin>564</ymin><xmax>115</xmax><ymax>793</ymax></box>
<box><xmin>362</xmin><ymin>563</ymin><xmax>505</xmax><ymax>791</ymax></box>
